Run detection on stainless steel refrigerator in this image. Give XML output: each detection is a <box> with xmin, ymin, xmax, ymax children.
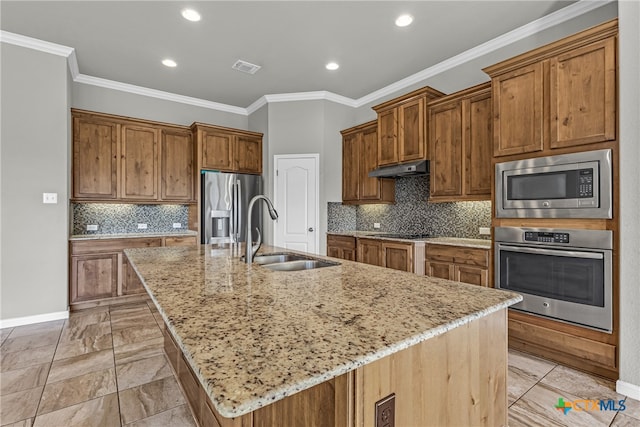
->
<box><xmin>201</xmin><ymin>171</ymin><xmax>263</xmax><ymax>245</ymax></box>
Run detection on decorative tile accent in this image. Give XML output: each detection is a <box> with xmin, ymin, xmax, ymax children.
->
<box><xmin>72</xmin><ymin>204</ymin><xmax>189</xmax><ymax>235</ymax></box>
<box><xmin>328</xmin><ymin>176</ymin><xmax>492</xmax><ymax>239</ymax></box>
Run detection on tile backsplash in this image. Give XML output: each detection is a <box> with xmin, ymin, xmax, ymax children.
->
<box><xmin>327</xmin><ymin>175</ymin><xmax>491</xmax><ymax>239</ymax></box>
<box><xmin>72</xmin><ymin>203</ymin><xmax>189</xmax><ymax>235</ymax></box>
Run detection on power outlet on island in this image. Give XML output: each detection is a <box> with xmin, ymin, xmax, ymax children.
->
<box><xmin>375</xmin><ymin>394</ymin><xmax>395</xmax><ymax>427</ymax></box>
<box><xmin>137</xmin><ymin>223</ymin><xmax>148</xmax><ymax>230</ymax></box>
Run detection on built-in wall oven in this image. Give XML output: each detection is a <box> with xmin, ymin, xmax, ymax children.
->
<box><xmin>495</xmin><ymin>226</ymin><xmax>612</xmax><ymax>332</ymax></box>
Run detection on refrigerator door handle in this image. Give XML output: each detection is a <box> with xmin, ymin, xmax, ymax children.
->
<box><xmin>236</xmin><ymin>180</ymin><xmax>243</xmax><ymax>242</ymax></box>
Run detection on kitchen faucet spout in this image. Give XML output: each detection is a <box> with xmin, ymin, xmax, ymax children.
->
<box><xmin>245</xmin><ymin>195</ymin><xmax>278</xmax><ymax>263</ymax></box>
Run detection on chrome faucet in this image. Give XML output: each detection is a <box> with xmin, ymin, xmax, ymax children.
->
<box><xmin>245</xmin><ymin>195</ymin><xmax>278</xmax><ymax>263</ymax></box>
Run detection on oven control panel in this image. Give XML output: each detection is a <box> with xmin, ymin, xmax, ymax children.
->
<box><xmin>524</xmin><ymin>231</ymin><xmax>570</xmax><ymax>244</ymax></box>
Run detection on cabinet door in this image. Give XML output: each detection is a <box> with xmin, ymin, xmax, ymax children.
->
<box><xmin>342</xmin><ymin>133</ymin><xmax>360</xmax><ymax>202</ymax></box>
<box><xmin>70</xmin><ymin>254</ymin><xmax>118</xmax><ymax>303</ymax></box>
<box><xmin>426</xmin><ymin>261</ymin><xmax>454</xmax><ymax>280</ymax></box>
<box><xmin>382</xmin><ymin>242</ymin><xmax>413</xmax><ymax>272</ymax></box>
<box><xmin>429</xmin><ymin>101</ymin><xmax>462</xmax><ymax>198</ymax></box>
<box><xmin>342</xmin><ymin>248</ymin><xmax>356</xmax><ymax>261</ymax></box>
<box><xmin>360</xmin><ymin>127</ymin><xmax>382</xmax><ymax>200</ymax></box>
<box><xmin>202</xmin><ymin>130</ymin><xmax>233</xmax><ymax>171</ymax></box>
<box><xmin>549</xmin><ymin>37</ymin><xmax>616</xmax><ymax>149</ymax></box>
<box><xmin>235</xmin><ymin>134</ymin><xmax>262</xmax><ymax>174</ymax></box>
<box><xmin>73</xmin><ymin>116</ymin><xmax>118</xmax><ymax>199</ymax></box>
<box><xmin>377</xmin><ymin>109</ymin><xmax>398</xmax><ymax>166</ymax></box>
<box><xmin>161</xmin><ymin>129</ymin><xmax>194</xmax><ymax>201</ymax></box>
<box><xmin>121</xmin><ymin>124</ymin><xmax>159</xmax><ymax>200</ymax></box>
<box><xmin>122</xmin><ymin>256</ymin><xmax>145</xmax><ymax>295</ymax></box>
<box><xmin>455</xmin><ymin>265</ymin><xmax>489</xmax><ymax>287</ymax></box>
<box><xmin>464</xmin><ymin>93</ymin><xmax>493</xmax><ymax>196</ymax></box>
<box><xmin>492</xmin><ymin>62</ymin><xmax>544</xmax><ymax>156</ymax></box>
<box><xmin>357</xmin><ymin>239</ymin><xmax>382</xmax><ymax>266</ymax></box>
<box><xmin>164</xmin><ymin>236</ymin><xmax>198</xmax><ymax>247</ymax></box>
<box><xmin>327</xmin><ymin>246</ymin><xmax>342</xmax><ymax>259</ymax></box>
<box><xmin>398</xmin><ymin>97</ymin><xmax>426</xmax><ymax>162</ymax></box>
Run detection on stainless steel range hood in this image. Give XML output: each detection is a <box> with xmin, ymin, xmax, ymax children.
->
<box><xmin>368</xmin><ymin>160</ymin><xmax>429</xmax><ymax>178</ymax></box>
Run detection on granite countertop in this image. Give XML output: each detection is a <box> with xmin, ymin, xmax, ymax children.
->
<box><xmin>69</xmin><ymin>230</ymin><xmax>197</xmax><ymax>240</ymax></box>
<box><xmin>328</xmin><ymin>231</ymin><xmax>491</xmax><ymax>249</ymax></box>
<box><xmin>125</xmin><ymin>244</ymin><xmax>521</xmax><ymax>418</ymax></box>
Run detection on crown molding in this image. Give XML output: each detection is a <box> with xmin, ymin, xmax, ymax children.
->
<box><xmin>354</xmin><ymin>0</ymin><xmax>614</xmax><ymax>107</ymax></box>
<box><xmin>0</xmin><ymin>30</ymin><xmax>74</xmax><ymax>57</ymax></box>
<box><xmin>74</xmin><ymin>74</ymin><xmax>247</xmax><ymax>115</ymax></box>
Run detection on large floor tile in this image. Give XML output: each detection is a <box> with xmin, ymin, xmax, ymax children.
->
<box><xmin>111</xmin><ymin>324</ymin><xmax>162</xmax><ymax>347</ymax></box>
<box><xmin>509</xmin><ymin>382</ymin><xmax>618</xmax><ymax>427</ymax></box>
<box><xmin>1</xmin><ymin>331</ymin><xmax>60</xmax><ymax>354</ymax></box>
<box><xmin>125</xmin><ymin>404</ymin><xmax>197</xmax><ymax>427</ymax></box>
<box><xmin>540</xmin><ymin>365</ymin><xmax>623</xmax><ymax>401</ymax></box>
<box><xmin>32</xmin><ymin>393</ymin><xmax>120</xmax><ymax>427</ymax></box>
<box><xmin>109</xmin><ymin>303</ymin><xmax>150</xmax><ymax>317</ymax></box>
<box><xmin>621</xmin><ymin>396</ymin><xmax>640</xmax><ymax>420</ymax></box>
<box><xmin>65</xmin><ymin>308</ymin><xmax>110</xmax><ymax>330</ymax></box>
<box><xmin>0</xmin><ymin>328</ymin><xmax>14</xmax><ymax>346</ymax></box>
<box><xmin>58</xmin><ymin>321</ymin><xmax>111</xmax><ymax>343</ymax></box>
<box><xmin>38</xmin><ymin>368</ymin><xmax>116</xmax><ymax>416</ymax></box>
<box><xmin>611</xmin><ymin>412</ymin><xmax>640</xmax><ymax>426</ymax></box>
<box><xmin>0</xmin><ymin>345</ymin><xmax>56</xmax><ymax>373</ymax></box>
<box><xmin>110</xmin><ymin>312</ymin><xmax>158</xmax><ymax>331</ymax></box>
<box><xmin>507</xmin><ymin>349</ymin><xmax>557</xmax><ymax>406</ymax></box>
<box><xmin>0</xmin><ymin>387</ymin><xmax>43</xmax><ymax>425</ymax></box>
<box><xmin>118</xmin><ymin>376</ymin><xmax>186</xmax><ymax>424</ymax></box>
<box><xmin>2</xmin><ymin>419</ymin><xmax>33</xmax><ymax>427</ymax></box>
<box><xmin>8</xmin><ymin>321</ymin><xmax>64</xmax><ymax>339</ymax></box>
<box><xmin>114</xmin><ymin>336</ymin><xmax>164</xmax><ymax>366</ymax></box>
<box><xmin>0</xmin><ymin>363</ymin><xmax>49</xmax><ymax>396</ymax></box>
<box><xmin>53</xmin><ymin>334</ymin><xmax>113</xmax><ymax>361</ymax></box>
<box><xmin>115</xmin><ymin>354</ymin><xmax>172</xmax><ymax>391</ymax></box>
<box><xmin>47</xmin><ymin>349</ymin><xmax>113</xmax><ymax>384</ymax></box>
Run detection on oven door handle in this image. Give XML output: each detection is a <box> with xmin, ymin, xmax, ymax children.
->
<box><xmin>499</xmin><ymin>244</ymin><xmax>604</xmax><ymax>260</ymax></box>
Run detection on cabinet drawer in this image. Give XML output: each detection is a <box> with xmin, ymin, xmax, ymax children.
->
<box><xmin>426</xmin><ymin>244</ymin><xmax>488</xmax><ymax>268</ymax></box>
<box><xmin>71</xmin><ymin>237</ymin><xmax>163</xmax><ymax>255</ymax></box>
<box><xmin>163</xmin><ymin>236</ymin><xmax>197</xmax><ymax>247</ymax></box>
<box><xmin>327</xmin><ymin>234</ymin><xmax>356</xmax><ymax>249</ymax></box>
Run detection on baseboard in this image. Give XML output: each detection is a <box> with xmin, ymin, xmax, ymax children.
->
<box><xmin>0</xmin><ymin>310</ymin><xmax>69</xmax><ymax>329</ymax></box>
<box><xmin>617</xmin><ymin>380</ymin><xmax>640</xmax><ymax>401</ymax></box>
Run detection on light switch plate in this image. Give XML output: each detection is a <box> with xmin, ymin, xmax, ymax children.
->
<box><xmin>43</xmin><ymin>193</ymin><xmax>58</xmax><ymax>204</ymax></box>
<box><xmin>479</xmin><ymin>227</ymin><xmax>491</xmax><ymax>235</ymax></box>
<box><xmin>86</xmin><ymin>224</ymin><xmax>98</xmax><ymax>231</ymax></box>
<box><xmin>172</xmin><ymin>223</ymin><xmax>182</xmax><ymax>228</ymax></box>
<box><xmin>137</xmin><ymin>223</ymin><xmax>148</xmax><ymax>229</ymax></box>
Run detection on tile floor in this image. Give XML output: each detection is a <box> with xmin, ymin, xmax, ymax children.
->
<box><xmin>1</xmin><ymin>301</ymin><xmax>638</xmax><ymax>426</ymax></box>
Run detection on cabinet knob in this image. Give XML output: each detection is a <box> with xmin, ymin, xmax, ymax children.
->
<box><xmin>308</xmin><ymin>227</ymin><xmax>314</xmax><ymax>232</ymax></box>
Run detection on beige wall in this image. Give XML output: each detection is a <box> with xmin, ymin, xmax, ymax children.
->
<box><xmin>1</xmin><ymin>44</ymin><xmax>70</xmax><ymax>320</ymax></box>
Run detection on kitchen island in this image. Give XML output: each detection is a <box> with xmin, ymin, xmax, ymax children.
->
<box><xmin>125</xmin><ymin>244</ymin><xmax>521</xmax><ymax>427</ymax></box>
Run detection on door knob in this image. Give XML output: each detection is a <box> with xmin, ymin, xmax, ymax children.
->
<box><xmin>308</xmin><ymin>227</ymin><xmax>314</xmax><ymax>232</ymax></box>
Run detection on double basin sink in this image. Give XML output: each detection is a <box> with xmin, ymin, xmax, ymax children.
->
<box><xmin>252</xmin><ymin>252</ymin><xmax>340</xmax><ymax>271</ymax></box>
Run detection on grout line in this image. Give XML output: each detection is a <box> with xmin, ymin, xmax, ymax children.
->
<box><xmin>32</xmin><ymin>319</ymin><xmax>66</xmax><ymax>421</ymax></box>
<box><xmin>108</xmin><ymin>305</ymin><xmax>124</xmax><ymax>427</ymax></box>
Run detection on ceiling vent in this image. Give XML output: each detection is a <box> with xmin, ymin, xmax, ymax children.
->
<box><xmin>232</xmin><ymin>60</ymin><xmax>261</xmax><ymax>75</ymax></box>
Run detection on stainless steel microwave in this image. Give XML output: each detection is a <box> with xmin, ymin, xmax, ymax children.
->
<box><xmin>495</xmin><ymin>149</ymin><xmax>613</xmax><ymax>218</ymax></box>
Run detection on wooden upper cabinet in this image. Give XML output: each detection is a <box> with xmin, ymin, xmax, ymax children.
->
<box><xmin>484</xmin><ymin>19</ymin><xmax>617</xmax><ymax>158</ymax></box>
<box><xmin>491</xmin><ymin>62</ymin><xmax>544</xmax><ymax>157</ymax></box>
<box><xmin>549</xmin><ymin>37</ymin><xmax>616</xmax><ymax>148</ymax></box>
<box><xmin>161</xmin><ymin>128</ymin><xmax>194</xmax><ymax>202</ymax></box>
<box><xmin>373</xmin><ymin>86</ymin><xmax>444</xmax><ymax>167</ymax></box>
<box><xmin>121</xmin><ymin>124</ymin><xmax>159</xmax><ymax>200</ymax></box>
<box><xmin>428</xmin><ymin>82</ymin><xmax>492</xmax><ymax>202</ymax></box>
<box><xmin>194</xmin><ymin>123</ymin><xmax>263</xmax><ymax>175</ymax></box>
<box><xmin>73</xmin><ymin>115</ymin><xmax>118</xmax><ymax>199</ymax></box>
<box><xmin>341</xmin><ymin>121</ymin><xmax>394</xmax><ymax>204</ymax></box>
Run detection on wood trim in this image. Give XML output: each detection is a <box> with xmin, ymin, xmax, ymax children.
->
<box><xmin>427</xmin><ymin>81</ymin><xmax>491</xmax><ymax>107</ymax></box>
<box><xmin>69</xmin><ymin>293</ymin><xmax>149</xmax><ymax>311</ymax></box>
<box><xmin>372</xmin><ymin>86</ymin><xmax>446</xmax><ymax>112</ymax></box>
<box><xmin>71</xmin><ymin>108</ymin><xmax>189</xmax><ymax>131</ymax></box>
<box><xmin>190</xmin><ymin>122</ymin><xmax>263</xmax><ymax>139</ymax></box>
<box><xmin>340</xmin><ymin>120</ymin><xmax>378</xmax><ymax>136</ymax></box>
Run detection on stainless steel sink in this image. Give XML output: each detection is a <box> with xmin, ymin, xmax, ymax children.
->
<box><xmin>263</xmin><ymin>259</ymin><xmax>341</xmax><ymax>271</ymax></box>
<box><xmin>252</xmin><ymin>253</ymin><xmax>311</xmax><ymax>265</ymax></box>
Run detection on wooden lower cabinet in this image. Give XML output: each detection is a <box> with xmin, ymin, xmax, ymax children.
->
<box><xmin>355</xmin><ymin>237</ymin><xmax>425</xmax><ymax>274</ymax></box>
<box><xmin>164</xmin><ymin>309</ymin><xmax>507</xmax><ymax>427</ymax></box>
<box><xmin>356</xmin><ymin>238</ymin><xmax>382</xmax><ymax>266</ymax></box>
<box><xmin>425</xmin><ymin>244</ymin><xmax>489</xmax><ymax>286</ymax></box>
<box><xmin>326</xmin><ymin>234</ymin><xmax>357</xmax><ymax>261</ymax></box>
<box><xmin>69</xmin><ymin>235</ymin><xmax>196</xmax><ymax>309</ymax></box>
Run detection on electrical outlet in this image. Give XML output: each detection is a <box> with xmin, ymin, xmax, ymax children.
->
<box><xmin>86</xmin><ymin>224</ymin><xmax>98</xmax><ymax>231</ymax></box>
<box><xmin>479</xmin><ymin>227</ymin><xmax>491</xmax><ymax>236</ymax></box>
<box><xmin>375</xmin><ymin>394</ymin><xmax>395</xmax><ymax>427</ymax></box>
<box><xmin>137</xmin><ymin>223</ymin><xmax>148</xmax><ymax>229</ymax></box>
<box><xmin>43</xmin><ymin>193</ymin><xmax>58</xmax><ymax>204</ymax></box>
<box><xmin>172</xmin><ymin>223</ymin><xmax>182</xmax><ymax>229</ymax></box>
<box><xmin>373</xmin><ymin>223</ymin><xmax>381</xmax><ymax>229</ymax></box>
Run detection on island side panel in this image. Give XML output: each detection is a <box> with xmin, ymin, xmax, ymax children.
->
<box><xmin>355</xmin><ymin>309</ymin><xmax>507</xmax><ymax>427</ymax></box>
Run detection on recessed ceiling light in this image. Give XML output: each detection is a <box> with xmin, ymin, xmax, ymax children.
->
<box><xmin>181</xmin><ymin>8</ymin><xmax>201</xmax><ymax>22</ymax></box>
<box><xmin>162</xmin><ymin>59</ymin><xmax>177</xmax><ymax>68</ymax></box>
<box><xmin>395</xmin><ymin>14</ymin><xmax>414</xmax><ymax>27</ymax></box>
<box><xmin>326</xmin><ymin>62</ymin><xmax>339</xmax><ymax>71</ymax></box>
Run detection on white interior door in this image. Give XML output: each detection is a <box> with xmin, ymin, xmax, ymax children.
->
<box><xmin>273</xmin><ymin>154</ymin><xmax>319</xmax><ymax>254</ymax></box>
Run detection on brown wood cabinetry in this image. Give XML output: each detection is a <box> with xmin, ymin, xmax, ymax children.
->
<box><xmin>69</xmin><ymin>235</ymin><xmax>196</xmax><ymax>309</ymax></box>
<box><xmin>340</xmin><ymin>121</ymin><xmax>395</xmax><ymax>204</ymax></box>
<box><xmin>356</xmin><ymin>238</ymin><xmax>382</xmax><ymax>266</ymax></box>
<box><xmin>72</xmin><ymin>109</ymin><xmax>196</xmax><ymax>203</ymax></box>
<box><xmin>428</xmin><ymin>82</ymin><xmax>492</xmax><ymax>202</ymax></box>
<box><xmin>356</xmin><ymin>237</ymin><xmax>425</xmax><ymax>274</ymax></box>
<box><xmin>326</xmin><ymin>234</ymin><xmax>357</xmax><ymax>261</ymax></box>
<box><xmin>484</xmin><ymin>19</ymin><xmax>617</xmax><ymax>158</ymax></box>
<box><xmin>373</xmin><ymin>86</ymin><xmax>444</xmax><ymax>167</ymax></box>
<box><xmin>382</xmin><ymin>241</ymin><xmax>414</xmax><ymax>272</ymax></box>
<box><xmin>425</xmin><ymin>243</ymin><xmax>489</xmax><ymax>287</ymax></box>
<box><xmin>193</xmin><ymin>123</ymin><xmax>263</xmax><ymax>175</ymax></box>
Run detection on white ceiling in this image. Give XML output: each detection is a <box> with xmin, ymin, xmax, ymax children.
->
<box><xmin>1</xmin><ymin>1</ymin><xmax>610</xmax><ymax>110</ymax></box>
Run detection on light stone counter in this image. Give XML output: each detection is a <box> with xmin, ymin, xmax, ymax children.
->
<box><xmin>125</xmin><ymin>244</ymin><xmax>521</xmax><ymax>418</ymax></box>
<box><xmin>69</xmin><ymin>230</ymin><xmax>197</xmax><ymax>240</ymax></box>
<box><xmin>327</xmin><ymin>231</ymin><xmax>491</xmax><ymax>248</ymax></box>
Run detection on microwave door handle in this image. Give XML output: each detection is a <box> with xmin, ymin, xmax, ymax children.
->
<box><xmin>499</xmin><ymin>245</ymin><xmax>604</xmax><ymax>260</ymax></box>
